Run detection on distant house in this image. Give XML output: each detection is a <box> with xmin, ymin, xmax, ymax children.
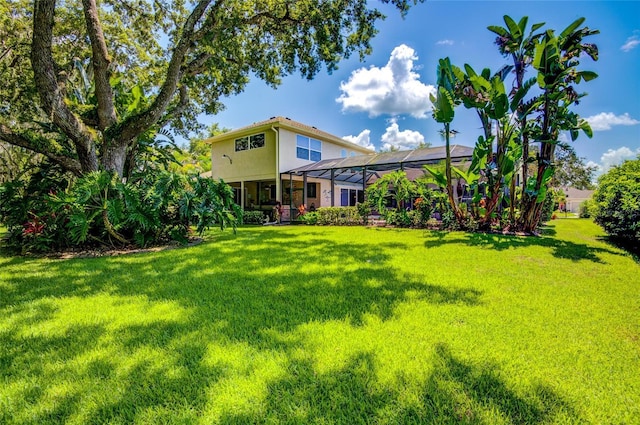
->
<box><xmin>563</xmin><ymin>187</ymin><xmax>595</xmax><ymax>213</ymax></box>
<box><xmin>207</xmin><ymin>116</ymin><xmax>473</xmax><ymax>221</ymax></box>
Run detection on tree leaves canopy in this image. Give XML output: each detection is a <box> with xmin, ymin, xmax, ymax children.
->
<box><xmin>1</xmin><ymin>0</ymin><xmax>424</xmax><ymax>177</ymax></box>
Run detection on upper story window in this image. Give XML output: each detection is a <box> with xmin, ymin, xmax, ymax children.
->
<box><xmin>235</xmin><ymin>133</ymin><xmax>265</xmax><ymax>152</ymax></box>
<box><xmin>296</xmin><ymin>135</ymin><xmax>322</xmax><ymax>161</ymax></box>
<box><xmin>341</xmin><ymin>149</ymin><xmax>347</xmax><ymax>158</ymax></box>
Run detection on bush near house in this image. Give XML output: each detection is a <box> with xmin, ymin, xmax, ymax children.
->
<box><xmin>243</xmin><ymin>210</ymin><xmax>268</xmax><ymax>225</ymax></box>
<box><xmin>592</xmin><ymin>158</ymin><xmax>640</xmax><ymax>241</ymax></box>
<box><xmin>302</xmin><ymin>207</ymin><xmax>363</xmax><ymax>225</ymax></box>
<box><xmin>579</xmin><ymin>199</ymin><xmax>594</xmax><ymax>218</ymax></box>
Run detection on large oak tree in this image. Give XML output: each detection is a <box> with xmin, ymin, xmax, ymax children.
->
<box><xmin>1</xmin><ymin>0</ymin><xmax>422</xmax><ymax>178</ymax></box>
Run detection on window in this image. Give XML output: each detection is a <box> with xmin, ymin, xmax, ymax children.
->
<box><xmin>341</xmin><ymin>149</ymin><xmax>347</xmax><ymax>158</ymax></box>
<box><xmin>296</xmin><ymin>135</ymin><xmax>322</xmax><ymax>161</ymax></box>
<box><xmin>235</xmin><ymin>137</ymin><xmax>248</xmax><ymax>152</ymax></box>
<box><xmin>250</xmin><ymin>133</ymin><xmax>265</xmax><ymax>149</ymax></box>
<box><xmin>340</xmin><ymin>188</ymin><xmax>364</xmax><ymax>206</ymax></box>
<box><xmin>235</xmin><ymin>133</ymin><xmax>265</xmax><ymax>152</ymax></box>
<box><xmin>307</xmin><ymin>182</ymin><xmax>317</xmax><ymax>198</ymax></box>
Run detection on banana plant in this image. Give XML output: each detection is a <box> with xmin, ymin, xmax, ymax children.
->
<box><xmin>429</xmin><ymin>57</ymin><xmax>464</xmax><ymax>223</ymax></box>
<box><xmin>488</xmin><ymin>15</ymin><xmax>545</xmax><ymax>194</ymax></box>
<box><xmin>452</xmin><ymin>62</ymin><xmax>519</xmax><ymax>227</ymax></box>
<box><xmin>517</xmin><ymin>17</ymin><xmax>598</xmax><ymax>232</ymax></box>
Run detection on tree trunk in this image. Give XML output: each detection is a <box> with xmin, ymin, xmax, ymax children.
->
<box><xmin>101</xmin><ymin>142</ymin><xmax>129</xmax><ymax>178</ymax></box>
<box><xmin>32</xmin><ymin>0</ymin><xmax>99</xmax><ymax>174</ymax></box>
<box><xmin>444</xmin><ymin>123</ymin><xmax>463</xmax><ymax>224</ymax></box>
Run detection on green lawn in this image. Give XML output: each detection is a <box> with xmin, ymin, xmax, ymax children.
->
<box><xmin>1</xmin><ymin>220</ymin><xmax>638</xmax><ymax>424</ymax></box>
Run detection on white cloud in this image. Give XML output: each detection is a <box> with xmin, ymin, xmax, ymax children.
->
<box><xmin>381</xmin><ymin>120</ymin><xmax>425</xmax><ymax>151</ymax></box>
<box><xmin>436</xmin><ymin>39</ymin><xmax>454</xmax><ymax>46</ymax></box>
<box><xmin>585</xmin><ymin>160</ymin><xmax>602</xmax><ymax>172</ymax></box>
<box><xmin>343</xmin><ymin>129</ymin><xmax>375</xmax><ymax>151</ymax></box>
<box><xmin>336</xmin><ymin>44</ymin><xmax>436</xmax><ymax>118</ymax></box>
<box><xmin>621</xmin><ymin>34</ymin><xmax>640</xmax><ymax>52</ymax></box>
<box><xmin>585</xmin><ymin>112</ymin><xmax>640</xmax><ymax>131</ymax></box>
<box><xmin>600</xmin><ymin>147</ymin><xmax>640</xmax><ymax>172</ymax></box>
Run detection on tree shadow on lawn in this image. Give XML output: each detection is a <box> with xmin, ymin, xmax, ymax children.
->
<box><xmin>598</xmin><ymin>235</ymin><xmax>640</xmax><ymax>263</ymax></box>
<box><xmin>221</xmin><ymin>344</ymin><xmax>580</xmax><ymax>425</ymax></box>
<box><xmin>1</xmin><ymin>231</ymin><xmax>487</xmax><ymax>422</ymax></box>
<box><xmin>423</xmin><ymin>228</ymin><xmax>623</xmax><ymax>264</ymax></box>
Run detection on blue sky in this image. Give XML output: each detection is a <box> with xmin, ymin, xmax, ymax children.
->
<box><xmin>202</xmin><ymin>1</ymin><xmax>640</xmax><ymax>174</ymax></box>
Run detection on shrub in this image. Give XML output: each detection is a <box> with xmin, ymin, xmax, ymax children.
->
<box><xmin>593</xmin><ymin>158</ymin><xmax>640</xmax><ymax>241</ymax></box>
<box><xmin>356</xmin><ymin>201</ymin><xmax>371</xmax><ymax>224</ymax></box>
<box><xmin>312</xmin><ymin>207</ymin><xmax>362</xmax><ymax>225</ymax></box>
<box><xmin>540</xmin><ymin>190</ymin><xmax>556</xmax><ymax>223</ymax></box>
<box><xmin>300</xmin><ymin>211</ymin><xmax>318</xmax><ymax>225</ymax></box>
<box><xmin>243</xmin><ymin>210</ymin><xmax>267</xmax><ymax>224</ymax></box>
<box><xmin>579</xmin><ymin>199</ymin><xmax>594</xmax><ymax>219</ymax></box>
<box><xmin>0</xmin><ymin>167</ymin><xmax>241</xmax><ymax>253</ymax></box>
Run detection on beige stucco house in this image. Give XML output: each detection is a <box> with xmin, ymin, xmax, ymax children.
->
<box><xmin>206</xmin><ymin>116</ymin><xmax>374</xmax><ymax>219</ymax></box>
<box><xmin>563</xmin><ymin>187</ymin><xmax>595</xmax><ymax>213</ymax></box>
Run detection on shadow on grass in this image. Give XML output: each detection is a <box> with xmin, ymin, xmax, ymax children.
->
<box><xmin>599</xmin><ymin>235</ymin><xmax>640</xmax><ymax>263</ymax></box>
<box><xmin>221</xmin><ymin>344</ymin><xmax>580</xmax><ymax>424</ymax></box>
<box><xmin>0</xmin><ymin>228</ymin><xmax>489</xmax><ymax>423</ymax></box>
<box><xmin>423</xmin><ymin>227</ymin><xmax>623</xmax><ymax>264</ymax></box>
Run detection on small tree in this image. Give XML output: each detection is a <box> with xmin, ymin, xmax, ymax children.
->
<box><xmin>592</xmin><ymin>158</ymin><xmax>640</xmax><ymax>241</ymax></box>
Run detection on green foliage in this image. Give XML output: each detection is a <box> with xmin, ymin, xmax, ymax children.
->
<box><xmin>366</xmin><ymin>171</ymin><xmax>416</xmax><ymax>214</ymax></box>
<box><xmin>0</xmin><ymin>161</ymin><xmax>73</xmax><ymax>253</ymax></box>
<box><xmin>1</xmin><ymin>0</ymin><xmax>424</xmax><ymax>178</ymax></box>
<box><xmin>300</xmin><ymin>211</ymin><xmax>319</xmax><ymax>225</ymax></box>
<box><xmin>0</xmin><ymin>167</ymin><xmax>240</xmax><ymax>253</ymax></box>
<box><xmin>308</xmin><ymin>207</ymin><xmax>363</xmax><ymax>225</ymax></box>
<box><xmin>243</xmin><ymin>210</ymin><xmax>268</xmax><ymax>225</ymax></box>
<box><xmin>552</xmin><ymin>146</ymin><xmax>597</xmax><ymax>190</ymax></box>
<box><xmin>356</xmin><ymin>201</ymin><xmax>372</xmax><ymax>224</ymax></box>
<box><xmin>579</xmin><ymin>199</ymin><xmax>593</xmax><ymax>219</ymax></box>
<box><xmin>436</xmin><ymin>15</ymin><xmax>598</xmax><ymax>233</ymax></box>
<box><xmin>540</xmin><ymin>189</ymin><xmax>557</xmax><ymax>223</ymax></box>
<box><xmin>593</xmin><ymin>158</ymin><xmax>640</xmax><ymax>241</ymax></box>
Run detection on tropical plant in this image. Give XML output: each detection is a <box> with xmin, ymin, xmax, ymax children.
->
<box><xmin>515</xmin><ymin>17</ymin><xmax>597</xmax><ymax>232</ymax></box>
<box><xmin>434</xmin><ymin>16</ymin><xmax>598</xmax><ymax>233</ymax></box>
<box><xmin>488</xmin><ymin>15</ymin><xmax>545</xmax><ymax>194</ymax></box>
<box><xmin>366</xmin><ymin>171</ymin><xmax>416</xmax><ymax>218</ymax></box>
<box><xmin>428</xmin><ymin>58</ymin><xmax>464</xmax><ymax>224</ymax></box>
<box><xmin>0</xmin><ymin>168</ymin><xmax>241</xmax><ymax>253</ymax></box>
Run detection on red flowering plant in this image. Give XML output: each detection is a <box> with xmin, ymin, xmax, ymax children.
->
<box><xmin>22</xmin><ymin>214</ymin><xmax>45</xmax><ymax>236</ymax></box>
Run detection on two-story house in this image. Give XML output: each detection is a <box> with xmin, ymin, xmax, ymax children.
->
<box><xmin>206</xmin><ymin>116</ymin><xmax>374</xmax><ymax>219</ymax></box>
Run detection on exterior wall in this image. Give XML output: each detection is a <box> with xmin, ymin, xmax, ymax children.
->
<box><xmin>277</xmin><ymin>128</ymin><xmax>370</xmax><ymax>173</ymax></box>
<box><xmin>211</xmin><ymin>130</ymin><xmax>277</xmax><ymax>182</ymax></box>
<box><xmin>565</xmin><ymin>188</ymin><xmax>594</xmax><ymax>213</ymax></box>
<box><xmin>207</xmin><ymin>117</ymin><xmax>375</xmax><ymax>214</ymax></box>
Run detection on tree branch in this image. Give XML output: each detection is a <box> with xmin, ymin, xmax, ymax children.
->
<box><xmin>114</xmin><ymin>0</ymin><xmax>214</xmax><ymax>143</ymax></box>
<box><xmin>81</xmin><ymin>0</ymin><xmax>117</xmax><ymax>131</ymax></box>
<box><xmin>158</xmin><ymin>85</ymin><xmax>189</xmax><ymax>127</ymax></box>
<box><xmin>0</xmin><ymin>124</ymin><xmax>83</xmax><ymax>175</ymax></box>
<box><xmin>31</xmin><ymin>0</ymin><xmax>99</xmax><ymax>173</ymax></box>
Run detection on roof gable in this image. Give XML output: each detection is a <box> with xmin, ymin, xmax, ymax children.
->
<box><xmin>205</xmin><ymin>116</ymin><xmax>372</xmax><ymax>153</ymax></box>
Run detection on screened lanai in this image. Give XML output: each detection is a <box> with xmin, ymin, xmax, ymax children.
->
<box><xmin>280</xmin><ymin>144</ymin><xmax>474</xmax><ymax>216</ymax></box>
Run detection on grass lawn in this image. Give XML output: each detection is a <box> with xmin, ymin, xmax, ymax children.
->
<box><xmin>1</xmin><ymin>219</ymin><xmax>638</xmax><ymax>424</ymax></box>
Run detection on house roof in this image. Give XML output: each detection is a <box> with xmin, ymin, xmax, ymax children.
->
<box><xmin>565</xmin><ymin>187</ymin><xmax>595</xmax><ymax>199</ymax></box>
<box><xmin>205</xmin><ymin>116</ymin><xmax>373</xmax><ymax>153</ymax></box>
<box><xmin>284</xmin><ymin>144</ymin><xmax>474</xmax><ymax>185</ymax></box>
